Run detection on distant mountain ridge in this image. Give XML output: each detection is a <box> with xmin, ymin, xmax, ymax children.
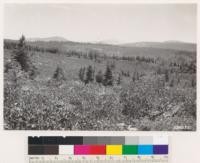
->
<box><xmin>121</xmin><ymin>41</ymin><xmax>196</xmax><ymax>52</ymax></box>
<box><xmin>94</xmin><ymin>39</ymin><xmax>122</xmax><ymax>45</ymax></box>
<box><xmin>20</xmin><ymin>36</ymin><xmax>196</xmax><ymax>52</ymax></box>
<box><xmin>27</xmin><ymin>36</ymin><xmax>68</xmax><ymax>42</ymax></box>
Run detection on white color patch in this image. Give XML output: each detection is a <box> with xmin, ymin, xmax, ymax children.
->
<box><xmin>59</xmin><ymin>145</ymin><xmax>74</xmax><ymax>155</ymax></box>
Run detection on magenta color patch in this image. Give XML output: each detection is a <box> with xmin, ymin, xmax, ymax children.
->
<box><xmin>74</xmin><ymin>145</ymin><xmax>90</xmax><ymax>155</ymax></box>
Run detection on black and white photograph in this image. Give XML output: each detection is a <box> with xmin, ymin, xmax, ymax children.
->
<box><xmin>3</xmin><ymin>3</ymin><xmax>196</xmax><ymax>131</ymax></box>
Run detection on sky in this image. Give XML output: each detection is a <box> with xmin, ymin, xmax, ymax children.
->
<box><xmin>4</xmin><ymin>4</ymin><xmax>197</xmax><ymax>43</ymax></box>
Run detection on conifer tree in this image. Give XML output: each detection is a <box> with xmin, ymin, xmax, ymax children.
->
<box><xmin>79</xmin><ymin>67</ymin><xmax>85</xmax><ymax>82</ymax></box>
<box><xmin>165</xmin><ymin>69</ymin><xmax>169</xmax><ymax>82</ymax></box>
<box><xmin>85</xmin><ymin>65</ymin><xmax>93</xmax><ymax>84</ymax></box>
<box><xmin>53</xmin><ymin>66</ymin><xmax>65</xmax><ymax>81</ymax></box>
<box><xmin>96</xmin><ymin>70</ymin><xmax>103</xmax><ymax>84</ymax></box>
<box><xmin>103</xmin><ymin>65</ymin><xmax>113</xmax><ymax>86</ymax></box>
<box><xmin>117</xmin><ymin>74</ymin><xmax>121</xmax><ymax>85</ymax></box>
<box><xmin>13</xmin><ymin>35</ymin><xmax>37</xmax><ymax>79</ymax></box>
<box><xmin>14</xmin><ymin>35</ymin><xmax>30</xmax><ymax>72</ymax></box>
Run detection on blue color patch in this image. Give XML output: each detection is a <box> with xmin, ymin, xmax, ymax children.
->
<box><xmin>138</xmin><ymin>145</ymin><xmax>153</xmax><ymax>155</ymax></box>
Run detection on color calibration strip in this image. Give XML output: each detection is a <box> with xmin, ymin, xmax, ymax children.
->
<box><xmin>28</xmin><ymin>136</ymin><xmax>168</xmax><ymax>155</ymax></box>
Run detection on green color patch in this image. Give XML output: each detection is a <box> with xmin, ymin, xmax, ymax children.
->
<box><xmin>123</xmin><ymin>145</ymin><xmax>138</xmax><ymax>155</ymax></box>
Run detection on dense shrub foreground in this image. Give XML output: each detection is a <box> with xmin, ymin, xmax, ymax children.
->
<box><xmin>4</xmin><ymin>76</ymin><xmax>196</xmax><ymax>130</ymax></box>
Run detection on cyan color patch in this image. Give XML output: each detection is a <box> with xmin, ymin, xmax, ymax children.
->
<box><xmin>138</xmin><ymin>145</ymin><xmax>153</xmax><ymax>155</ymax></box>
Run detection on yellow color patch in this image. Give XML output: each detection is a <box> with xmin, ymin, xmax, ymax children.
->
<box><xmin>106</xmin><ymin>145</ymin><xmax>122</xmax><ymax>155</ymax></box>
